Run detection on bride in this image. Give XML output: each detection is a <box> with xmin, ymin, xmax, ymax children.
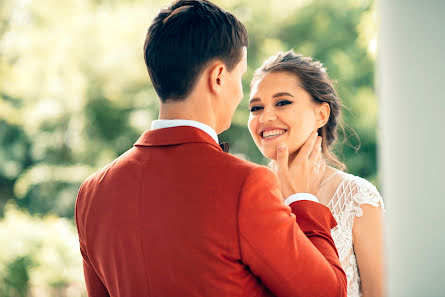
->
<box><xmin>247</xmin><ymin>50</ymin><xmax>385</xmax><ymax>297</ymax></box>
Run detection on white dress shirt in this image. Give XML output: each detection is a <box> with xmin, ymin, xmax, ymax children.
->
<box><xmin>150</xmin><ymin>119</ymin><xmax>319</xmax><ymax>204</ymax></box>
<box><xmin>151</xmin><ymin>119</ymin><xmax>219</xmax><ymax>144</ymax></box>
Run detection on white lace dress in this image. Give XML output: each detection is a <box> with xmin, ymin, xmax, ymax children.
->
<box><xmin>322</xmin><ymin>171</ymin><xmax>385</xmax><ymax>297</ymax></box>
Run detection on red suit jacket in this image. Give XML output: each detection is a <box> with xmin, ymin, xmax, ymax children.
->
<box><xmin>75</xmin><ymin>126</ymin><xmax>346</xmax><ymax>297</ymax></box>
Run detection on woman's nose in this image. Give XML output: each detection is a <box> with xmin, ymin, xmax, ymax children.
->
<box><xmin>259</xmin><ymin>108</ymin><xmax>277</xmax><ymax>123</ymax></box>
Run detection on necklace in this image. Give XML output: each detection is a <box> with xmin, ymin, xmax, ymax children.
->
<box><xmin>319</xmin><ymin>171</ymin><xmax>341</xmax><ymax>188</ymax></box>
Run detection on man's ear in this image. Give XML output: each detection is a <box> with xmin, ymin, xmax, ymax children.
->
<box><xmin>209</xmin><ymin>63</ymin><xmax>225</xmax><ymax>95</ymax></box>
<box><xmin>316</xmin><ymin>102</ymin><xmax>331</xmax><ymax>128</ymax></box>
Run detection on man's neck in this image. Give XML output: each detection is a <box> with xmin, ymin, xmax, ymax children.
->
<box><xmin>158</xmin><ymin>95</ymin><xmax>217</xmax><ymax>132</ymax></box>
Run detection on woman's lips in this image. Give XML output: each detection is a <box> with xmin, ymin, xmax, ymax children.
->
<box><xmin>260</xmin><ymin>128</ymin><xmax>287</xmax><ymax>141</ymax></box>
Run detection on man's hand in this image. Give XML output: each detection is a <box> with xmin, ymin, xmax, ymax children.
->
<box><xmin>276</xmin><ymin>132</ymin><xmax>326</xmax><ymax>198</ymax></box>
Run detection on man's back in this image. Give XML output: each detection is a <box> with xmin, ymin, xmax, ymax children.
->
<box><xmin>76</xmin><ymin>127</ymin><xmax>278</xmax><ymax>296</ymax></box>
<box><xmin>76</xmin><ymin>126</ymin><xmax>346</xmax><ymax>297</ymax></box>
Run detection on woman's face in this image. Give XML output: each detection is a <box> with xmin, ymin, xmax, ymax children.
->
<box><xmin>248</xmin><ymin>71</ymin><xmax>326</xmax><ymax>160</ymax></box>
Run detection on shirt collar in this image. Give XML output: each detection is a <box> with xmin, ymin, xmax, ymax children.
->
<box><xmin>150</xmin><ymin>119</ymin><xmax>219</xmax><ymax>144</ymax></box>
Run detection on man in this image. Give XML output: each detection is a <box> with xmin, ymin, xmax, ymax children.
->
<box><xmin>75</xmin><ymin>0</ymin><xmax>347</xmax><ymax>296</ymax></box>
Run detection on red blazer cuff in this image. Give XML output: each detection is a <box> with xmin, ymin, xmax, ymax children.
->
<box><xmin>289</xmin><ymin>200</ymin><xmax>338</xmax><ymax>231</ymax></box>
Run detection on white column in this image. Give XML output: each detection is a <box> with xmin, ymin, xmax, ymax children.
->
<box><xmin>378</xmin><ymin>1</ymin><xmax>445</xmax><ymax>296</ymax></box>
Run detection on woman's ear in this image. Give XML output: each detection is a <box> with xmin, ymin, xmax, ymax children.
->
<box><xmin>316</xmin><ymin>102</ymin><xmax>331</xmax><ymax>128</ymax></box>
<box><xmin>209</xmin><ymin>63</ymin><xmax>225</xmax><ymax>95</ymax></box>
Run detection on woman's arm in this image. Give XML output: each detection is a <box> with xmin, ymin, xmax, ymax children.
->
<box><xmin>353</xmin><ymin>204</ymin><xmax>385</xmax><ymax>297</ymax></box>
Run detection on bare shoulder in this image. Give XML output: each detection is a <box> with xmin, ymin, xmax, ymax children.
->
<box><xmin>349</xmin><ymin>175</ymin><xmax>385</xmax><ymax>247</ymax></box>
<box><xmin>343</xmin><ymin>173</ymin><xmax>384</xmax><ymax>210</ymax></box>
<box><xmin>319</xmin><ymin>170</ymin><xmax>385</xmax><ymax>216</ymax></box>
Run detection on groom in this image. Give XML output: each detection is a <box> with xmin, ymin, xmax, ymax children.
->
<box><xmin>75</xmin><ymin>0</ymin><xmax>346</xmax><ymax>296</ymax></box>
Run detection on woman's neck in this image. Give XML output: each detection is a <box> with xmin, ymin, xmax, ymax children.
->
<box><xmin>316</xmin><ymin>166</ymin><xmax>343</xmax><ymax>205</ymax></box>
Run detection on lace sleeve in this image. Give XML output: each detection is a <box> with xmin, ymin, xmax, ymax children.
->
<box><xmin>350</xmin><ymin>176</ymin><xmax>385</xmax><ymax>218</ymax></box>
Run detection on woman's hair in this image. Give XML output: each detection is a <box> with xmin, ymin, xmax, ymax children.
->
<box><xmin>251</xmin><ymin>50</ymin><xmax>347</xmax><ymax>170</ymax></box>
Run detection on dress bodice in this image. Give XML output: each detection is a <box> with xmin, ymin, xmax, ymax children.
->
<box><xmin>324</xmin><ymin>171</ymin><xmax>384</xmax><ymax>297</ymax></box>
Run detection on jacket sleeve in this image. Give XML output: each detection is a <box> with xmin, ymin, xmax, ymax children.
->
<box><xmin>237</xmin><ymin>166</ymin><xmax>347</xmax><ymax>297</ymax></box>
<box><xmin>75</xmin><ymin>185</ymin><xmax>110</xmax><ymax>297</ymax></box>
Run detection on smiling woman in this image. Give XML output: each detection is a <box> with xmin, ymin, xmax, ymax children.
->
<box><xmin>248</xmin><ymin>51</ymin><xmax>341</xmax><ymax>169</ymax></box>
<box><xmin>248</xmin><ymin>73</ymin><xmax>330</xmax><ymax>163</ymax></box>
<box><xmin>247</xmin><ymin>50</ymin><xmax>385</xmax><ymax>297</ymax></box>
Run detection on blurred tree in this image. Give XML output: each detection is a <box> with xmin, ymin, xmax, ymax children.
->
<box><xmin>0</xmin><ymin>0</ymin><xmax>158</xmax><ymax>217</ymax></box>
<box><xmin>0</xmin><ymin>0</ymin><xmax>378</xmax><ymax>218</ymax></box>
<box><xmin>0</xmin><ymin>204</ymin><xmax>86</xmax><ymax>296</ymax></box>
<box><xmin>219</xmin><ymin>0</ymin><xmax>378</xmax><ymax>182</ymax></box>
<box><xmin>0</xmin><ymin>0</ymin><xmax>378</xmax><ymax>294</ymax></box>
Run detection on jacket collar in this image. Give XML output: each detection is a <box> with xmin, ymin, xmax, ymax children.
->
<box><xmin>150</xmin><ymin>119</ymin><xmax>219</xmax><ymax>144</ymax></box>
<box><xmin>134</xmin><ymin>126</ymin><xmax>223</xmax><ymax>152</ymax></box>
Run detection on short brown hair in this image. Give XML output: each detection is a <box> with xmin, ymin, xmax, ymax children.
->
<box><xmin>144</xmin><ymin>0</ymin><xmax>248</xmax><ymax>102</ymax></box>
<box><xmin>252</xmin><ymin>50</ymin><xmax>346</xmax><ymax>170</ymax></box>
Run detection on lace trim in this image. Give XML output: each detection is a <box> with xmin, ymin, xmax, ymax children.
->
<box><xmin>327</xmin><ymin>172</ymin><xmax>384</xmax><ymax>297</ymax></box>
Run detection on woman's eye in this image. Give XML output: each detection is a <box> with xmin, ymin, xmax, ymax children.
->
<box><xmin>276</xmin><ymin>100</ymin><xmax>292</xmax><ymax>107</ymax></box>
<box><xmin>250</xmin><ymin>105</ymin><xmax>263</xmax><ymax>112</ymax></box>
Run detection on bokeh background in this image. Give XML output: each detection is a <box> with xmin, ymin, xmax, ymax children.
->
<box><xmin>0</xmin><ymin>0</ymin><xmax>377</xmax><ymax>296</ymax></box>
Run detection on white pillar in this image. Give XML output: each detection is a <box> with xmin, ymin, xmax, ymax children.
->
<box><xmin>378</xmin><ymin>1</ymin><xmax>445</xmax><ymax>296</ymax></box>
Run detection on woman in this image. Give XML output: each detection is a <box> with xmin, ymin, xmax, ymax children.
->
<box><xmin>248</xmin><ymin>50</ymin><xmax>385</xmax><ymax>297</ymax></box>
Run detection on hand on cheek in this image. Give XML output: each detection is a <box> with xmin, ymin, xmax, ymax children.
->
<box><xmin>275</xmin><ymin>132</ymin><xmax>326</xmax><ymax>197</ymax></box>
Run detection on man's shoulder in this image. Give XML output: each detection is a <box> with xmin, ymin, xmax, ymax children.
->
<box><xmin>78</xmin><ymin>148</ymin><xmax>137</xmax><ymax>193</ymax></box>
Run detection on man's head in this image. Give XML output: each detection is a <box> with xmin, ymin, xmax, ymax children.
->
<box><xmin>144</xmin><ymin>0</ymin><xmax>248</xmax><ymax>103</ymax></box>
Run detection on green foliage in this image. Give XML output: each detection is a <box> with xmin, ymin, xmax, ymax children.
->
<box><xmin>1</xmin><ymin>256</ymin><xmax>32</xmax><ymax>297</ymax></box>
<box><xmin>0</xmin><ymin>0</ymin><xmax>377</xmax><ymax>294</ymax></box>
<box><xmin>0</xmin><ymin>0</ymin><xmax>378</xmax><ymax>217</ymax></box>
<box><xmin>0</xmin><ymin>203</ymin><xmax>86</xmax><ymax>296</ymax></box>
<box><xmin>219</xmin><ymin>0</ymin><xmax>379</xmax><ymax>183</ymax></box>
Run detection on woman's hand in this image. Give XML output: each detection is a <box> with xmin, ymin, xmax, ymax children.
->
<box><xmin>276</xmin><ymin>131</ymin><xmax>326</xmax><ymax>198</ymax></box>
